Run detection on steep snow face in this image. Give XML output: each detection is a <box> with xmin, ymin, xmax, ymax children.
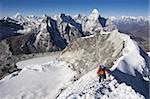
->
<box><xmin>110</xmin><ymin>32</ymin><xmax>144</xmax><ymax>74</ymax></box>
<box><xmin>109</xmin><ymin>31</ymin><xmax>149</xmax><ymax>98</ymax></box>
<box><xmin>0</xmin><ymin>55</ymin><xmax>76</xmax><ymax>99</ymax></box>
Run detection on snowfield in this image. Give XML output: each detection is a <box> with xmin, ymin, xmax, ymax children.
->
<box><xmin>16</xmin><ymin>54</ymin><xmax>58</xmax><ymax>69</ymax></box>
<box><xmin>0</xmin><ymin>54</ymin><xmax>76</xmax><ymax>99</ymax></box>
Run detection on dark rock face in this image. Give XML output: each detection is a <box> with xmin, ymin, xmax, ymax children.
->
<box><xmin>0</xmin><ymin>40</ymin><xmax>16</xmax><ymax>79</ymax></box>
<box><xmin>60</xmin><ymin>13</ymin><xmax>83</xmax><ymax>31</ymax></box>
<box><xmin>48</xmin><ymin>17</ymin><xmax>68</xmax><ymax>49</ymax></box>
<box><xmin>99</xmin><ymin>17</ymin><xmax>106</xmax><ymax>27</ymax></box>
<box><xmin>7</xmin><ymin>33</ymin><xmax>37</xmax><ymax>55</ymax></box>
<box><xmin>0</xmin><ymin>18</ymin><xmax>23</xmax><ymax>41</ymax></box>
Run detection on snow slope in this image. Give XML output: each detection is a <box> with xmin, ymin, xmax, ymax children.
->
<box><xmin>16</xmin><ymin>54</ymin><xmax>58</xmax><ymax>69</ymax></box>
<box><xmin>58</xmin><ymin>69</ymin><xmax>144</xmax><ymax>99</ymax></box>
<box><xmin>0</xmin><ymin>54</ymin><xmax>76</xmax><ymax>99</ymax></box>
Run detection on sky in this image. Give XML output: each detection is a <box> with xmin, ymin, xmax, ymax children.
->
<box><xmin>0</xmin><ymin>0</ymin><xmax>149</xmax><ymax>18</ymax></box>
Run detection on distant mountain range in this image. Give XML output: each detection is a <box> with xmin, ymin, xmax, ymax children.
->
<box><xmin>109</xmin><ymin>16</ymin><xmax>149</xmax><ymax>51</ymax></box>
<box><xmin>0</xmin><ymin>9</ymin><xmax>113</xmax><ymax>55</ymax></box>
<box><xmin>0</xmin><ymin>9</ymin><xmax>149</xmax><ymax>56</ymax></box>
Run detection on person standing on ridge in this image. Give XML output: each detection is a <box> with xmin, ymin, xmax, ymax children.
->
<box><xmin>96</xmin><ymin>64</ymin><xmax>110</xmax><ymax>83</ymax></box>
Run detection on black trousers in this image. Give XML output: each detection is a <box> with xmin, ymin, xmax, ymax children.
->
<box><xmin>99</xmin><ymin>74</ymin><xmax>106</xmax><ymax>83</ymax></box>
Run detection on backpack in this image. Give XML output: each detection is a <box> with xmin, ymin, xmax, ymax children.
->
<box><xmin>97</xmin><ymin>65</ymin><xmax>106</xmax><ymax>76</ymax></box>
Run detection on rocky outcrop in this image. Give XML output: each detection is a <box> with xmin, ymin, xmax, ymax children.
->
<box><xmin>0</xmin><ymin>40</ymin><xmax>17</xmax><ymax>79</ymax></box>
<box><xmin>33</xmin><ymin>16</ymin><xmax>66</xmax><ymax>52</ymax></box>
<box><xmin>59</xmin><ymin>30</ymin><xmax>125</xmax><ymax>75</ymax></box>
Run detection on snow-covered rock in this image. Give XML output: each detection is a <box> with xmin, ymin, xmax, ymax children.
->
<box><xmin>84</xmin><ymin>9</ymin><xmax>103</xmax><ymax>33</ymax></box>
<box><xmin>89</xmin><ymin>9</ymin><xmax>100</xmax><ymax>21</ymax></box>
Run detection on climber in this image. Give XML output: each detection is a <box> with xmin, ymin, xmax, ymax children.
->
<box><xmin>96</xmin><ymin>64</ymin><xmax>110</xmax><ymax>83</ymax></box>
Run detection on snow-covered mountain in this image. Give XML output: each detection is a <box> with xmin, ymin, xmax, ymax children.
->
<box><xmin>108</xmin><ymin>16</ymin><xmax>150</xmax><ymax>51</ymax></box>
<box><xmin>109</xmin><ymin>16</ymin><xmax>149</xmax><ymax>25</ymax></box>
<box><xmin>0</xmin><ymin>9</ymin><xmax>149</xmax><ymax>99</ymax></box>
<box><xmin>0</xmin><ymin>9</ymin><xmax>115</xmax><ymax>55</ymax></box>
<box><xmin>1</xmin><ymin>11</ymin><xmax>149</xmax><ymax>54</ymax></box>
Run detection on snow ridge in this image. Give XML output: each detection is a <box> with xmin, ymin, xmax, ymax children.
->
<box><xmin>58</xmin><ymin>69</ymin><xmax>144</xmax><ymax>99</ymax></box>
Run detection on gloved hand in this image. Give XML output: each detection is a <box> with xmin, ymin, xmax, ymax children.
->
<box><xmin>108</xmin><ymin>74</ymin><xmax>110</xmax><ymax>77</ymax></box>
<box><xmin>97</xmin><ymin>73</ymin><xmax>100</xmax><ymax>77</ymax></box>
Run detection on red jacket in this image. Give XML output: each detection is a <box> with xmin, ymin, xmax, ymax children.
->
<box><xmin>96</xmin><ymin>67</ymin><xmax>110</xmax><ymax>76</ymax></box>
